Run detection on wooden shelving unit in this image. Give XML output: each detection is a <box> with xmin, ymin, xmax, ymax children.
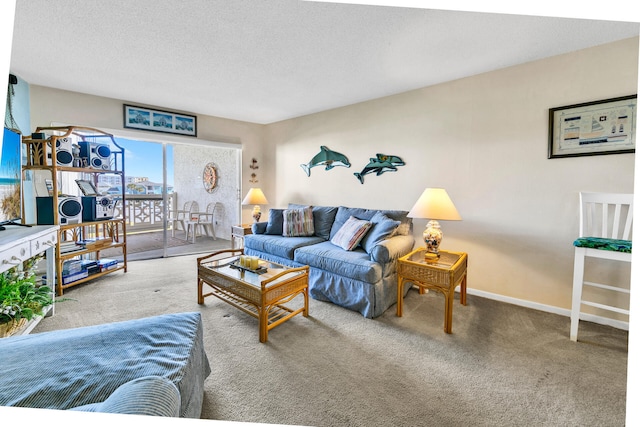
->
<box><xmin>21</xmin><ymin>126</ymin><xmax>127</xmax><ymax>295</ymax></box>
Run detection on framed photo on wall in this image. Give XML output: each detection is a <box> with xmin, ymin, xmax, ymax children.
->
<box><xmin>548</xmin><ymin>94</ymin><xmax>636</xmax><ymax>159</ymax></box>
<box><xmin>124</xmin><ymin>104</ymin><xmax>197</xmax><ymax>137</ymax></box>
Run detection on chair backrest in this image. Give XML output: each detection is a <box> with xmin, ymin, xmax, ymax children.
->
<box><xmin>579</xmin><ymin>192</ymin><xmax>633</xmax><ymax>240</ymax></box>
<box><xmin>205</xmin><ymin>202</ymin><xmax>223</xmax><ymax>223</ymax></box>
<box><xmin>178</xmin><ymin>201</ymin><xmax>195</xmax><ymax>218</ymax></box>
<box><xmin>189</xmin><ymin>201</ymin><xmax>199</xmax><ymax>217</ymax></box>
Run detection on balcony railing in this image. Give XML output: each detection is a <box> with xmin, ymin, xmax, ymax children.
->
<box><xmin>117</xmin><ymin>193</ymin><xmax>177</xmax><ymax>232</ymax></box>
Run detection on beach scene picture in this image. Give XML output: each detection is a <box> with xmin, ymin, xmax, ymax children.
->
<box><xmin>127</xmin><ymin>107</ymin><xmax>151</xmax><ymax>126</ymax></box>
<box><xmin>153</xmin><ymin>112</ymin><xmax>173</xmax><ymax>129</ymax></box>
<box><xmin>174</xmin><ymin>115</ymin><xmax>195</xmax><ymax>133</ymax></box>
<box><xmin>124</xmin><ymin>105</ymin><xmax>197</xmax><ymax>136</ymax></box>
<box><xmin>0</xmin><ymin>129</ymin><xmax>21</xmax><ymax>223</ymax></box>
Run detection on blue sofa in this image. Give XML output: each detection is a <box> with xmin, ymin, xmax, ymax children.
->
<box><xmin>0</xmin><ymin>312</ymin><xmax>211</xmax><ymax>418</ymax></box>
<box><xmin>244</xmin><ymin>204</ymin><xmax>415</xmax><ymax>318</ymax></box>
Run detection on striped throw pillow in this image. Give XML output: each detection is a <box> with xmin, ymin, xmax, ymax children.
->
<box><xmin>330</xmin><ymin>215</ymin><xmax>372</xmax><ymax>251</ymax></box>
<box><xmin>283</xmin><ymin>206</ymin><xmax>315</xmax><ymax>237</ymax></box>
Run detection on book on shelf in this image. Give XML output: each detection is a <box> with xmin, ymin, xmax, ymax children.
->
<box><xmin>60</xmin><ymin>241</ymin><xmax>84</xmax><ymax>254</ymax></box>
<box><xmin>76</xmin><ymin>238</ymin><xmax>113</xmax><ymax>250</ymax></box>
<box><xmin>42</xmin><ymin>270</ymin><xmax>89</xmax><ymax>285</ymax></box>
<box><xmin>62</xmin><ymin>271</ymin><xmax>89</xmax><ymax>285</ymax></box>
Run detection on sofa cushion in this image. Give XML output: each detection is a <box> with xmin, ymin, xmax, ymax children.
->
<box><xmin>70</xmin><ymin>376</ymin><xmax>181</xmax><ymax>417</ymax></box>
<box><xmin>283</xmin><ymin>206</ymin><xmax>315</xmax><ymax>237</ymax></box>
<box><xmin>244</xmin><ymin>234</ymin><xmax>325</xmax><ymax>260</ymax></box>
<box><xmin>265</xmin><ymin>208</ymin><xmax>285</xmax><ymax>235</ymax></box>
<box><xmin>330</xmin><ymin>206</ymin><xmax>411</xmax><ymax>239</ymax></box>
<box><xmin>294</xmin><ymin>241</ymin><xmax>382</xmax><ymax>283</ymax></box>
<box><xmin>0</xmin><ymin>312</ymin><xmax>210</xmax><ymax>418</ymax></box>
<box><xmin>289</xmin><ymin>203</ymin><xmax>338</xmax><ymax>240</ymax></box>
<box><xmin>361</xmin><ymin>212</ymin><xmax>401</xmax><ymax>254</ymax></box>
<box><xmin>330</xmin><ymin>215</ymin><xmax>372</xmax><ymax>251</ymax></box>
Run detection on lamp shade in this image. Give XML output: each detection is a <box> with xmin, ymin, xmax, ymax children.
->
<box><xmin>407</xmin><ymin>188</ymin><xmax>461</xmax><ymax>221</ymax></box>
<box><xmin>242</xmin><ymin>188</ymin><xmax>269</xmax><ymax>205</ymax></box>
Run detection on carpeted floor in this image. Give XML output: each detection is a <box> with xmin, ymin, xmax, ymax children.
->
<box><xmin>34</xmin><ymin>254</ymin><xmax>629</xmax><ymax>426</ymax></box>
<box><xmin>99</xmin><ymin>230</ymin><xmax>231</xmax><ymax>261</ymax></box>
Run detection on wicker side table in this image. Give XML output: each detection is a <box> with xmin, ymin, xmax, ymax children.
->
<box><xmin>396</xmin><ymin>248</ymin><xmax>468</xmax><ymax>334</ymax></box>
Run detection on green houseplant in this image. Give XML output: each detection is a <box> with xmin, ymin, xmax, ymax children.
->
<box><xmin>0</xmin><ymin>254</ymin><xmax>54</xmax><ymax>337</ymax></box>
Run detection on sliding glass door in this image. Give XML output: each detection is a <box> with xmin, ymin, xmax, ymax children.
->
<box><xmin>104</xmin><ymin>135</ymin><xmax>239</xmax><ymax>260</ymax></box>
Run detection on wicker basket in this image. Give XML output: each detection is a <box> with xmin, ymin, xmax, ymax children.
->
<box><xmin>0</xmin><ymin>318</ymin><xmax>28</xmax><ymax>338</ymax></box>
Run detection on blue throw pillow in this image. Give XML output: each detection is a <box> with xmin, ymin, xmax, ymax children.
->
<box><xmin>360</xmin><ymin>212</ymin><xmax>401</xmax><ymax>253</ymax></box>
<box><xmin>330</xmin><ymin>207</ymin><xmax>374</xmax><ymax>239</ymax></box>
<box><xmin>265</xmin><ymin>209</ymin><xmax>284</xmax><ymax>235</ymax></box>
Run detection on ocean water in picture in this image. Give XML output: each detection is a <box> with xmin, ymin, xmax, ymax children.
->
<box><xmin>1</xmin><ymin>128</ymin><xmax>22</xmax><ymax>221</ymax></box>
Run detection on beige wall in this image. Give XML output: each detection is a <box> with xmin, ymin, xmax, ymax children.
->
<box><xmin>264</xmin><ymin>37</ymin><xmax>639</xmax><ymax>318</ymax></box>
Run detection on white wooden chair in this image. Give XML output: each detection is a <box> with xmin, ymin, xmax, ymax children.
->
<box><xmin>186</xmin><ymin>202</ymin><xmax>224</xmax><ymax>243</ymax></box>
<box><xmin>168</xmin><ymin>200</ymin><xmax>196</xmax><ymax>238</ymax></box>
<box><xmin>196</xmin><ymin>202</ymin><xmax>223</xmax><ymax>240</ymax></box>
<box><xmin>186</xmin><ymin>202</ymin><xmax>223</xmax><ymax>242</ymax></box>
<box><xmin>570</xmin><ymin>192</ymin><xmax>633</xmax><ymax>341</ymax></box>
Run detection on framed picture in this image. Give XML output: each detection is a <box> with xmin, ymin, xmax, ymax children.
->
<box><xmin>123</xmin><ymin>104</ymin><xmax>197</xmax><ymax>137</ymax></box>
<box><xmin>548</xmin><ymin>95</ymin><xmax>636</xmax><ymax>159</ymax></box>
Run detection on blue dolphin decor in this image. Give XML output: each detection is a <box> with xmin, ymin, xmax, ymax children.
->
<box><xmin>354</xmin><ymin>153</ymin><xmax>405</xmax><ymax>184</ymax></box>
<box><xmin>300</xmin><ymin>146</ymin><xmax>351</xmax><ymax>176</ymax></box>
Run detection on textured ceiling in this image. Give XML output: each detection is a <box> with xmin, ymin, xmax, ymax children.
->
<box><xmin>9</xmin><ymin>0</ymin><xmax>640</xmax><ymax>124</ymax></box>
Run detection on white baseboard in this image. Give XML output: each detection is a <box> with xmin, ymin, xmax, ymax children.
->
<box><xmin>465</xmin><ymin>287</ymin><xmax>629</xmax><ymax>331</ymax></box>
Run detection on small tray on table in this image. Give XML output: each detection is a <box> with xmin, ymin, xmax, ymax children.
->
<box><xmin>229</xmin><ymin>262</ymin><xmax>268</xmax><ymax>275</ymax></box>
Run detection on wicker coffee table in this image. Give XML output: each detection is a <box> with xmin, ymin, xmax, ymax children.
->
<box><xmin>396</xmin><ymin>248</ymin><xmax>468</xmax><ymax>334</ymax></box>
<box><xmin>197</xmin><ymin>249</ymin><xmax>309</xmax><ymax>342</ymax></box>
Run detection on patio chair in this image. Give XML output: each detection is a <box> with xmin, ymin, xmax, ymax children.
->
<box><xmin>570</xmin><ymin>192</ymin><xmax>633</xmax><ymax>341</ymax></box>
<box><xmin>187</xmin><ymin>202</ymin><xmax>222</xmax><ymax>242</ymax></box>
<box><xmin>168</xmin><ymin>200</ymin><xmax>196</xmax><ymax>238</ymax></box>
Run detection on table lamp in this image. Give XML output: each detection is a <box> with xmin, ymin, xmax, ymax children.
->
<box><xmin>407</xmin><ymin>188</ymin><xmax>461</xmax><ymax>261</ymax></box>
<box><xmin>242</xmin><ymin>188</ymin><xmax>269</xmax><ymax>222</ymax></box>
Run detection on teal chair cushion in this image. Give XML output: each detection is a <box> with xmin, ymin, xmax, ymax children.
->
<box><xmin>573</xmin><ymin>237</ymin><xmax>632</xmax><ymax>253</ymax></box>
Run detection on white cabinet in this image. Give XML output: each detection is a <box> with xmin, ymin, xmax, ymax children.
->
<box><xmin>0</xmin><ymin>225</ymin><xmax>58</xmax><ymax>335</ymax></box>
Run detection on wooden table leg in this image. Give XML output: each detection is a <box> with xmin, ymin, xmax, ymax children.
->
<box><xmin>259</xmin><ymin>306</ymin><xmax>268</xmax><ymax>343</ymax></box>
<box><xmin>197</xmin><ymin>278</ymin><xmax>204</xmax><ymax>304</ymax></box>
<box><xmin>460</xmin><ymin>275</ymin><xmax>467</xmax><ymax>306</ymax></box>
<box><xmin>444</xmin><ymin>290</ymin><xmax>454</xmax><ymax>334</ymax></box>
<box><xmin>397</xmin><ymin>277</ymin><xmax>404</xmax><ymax>316</ymax></box>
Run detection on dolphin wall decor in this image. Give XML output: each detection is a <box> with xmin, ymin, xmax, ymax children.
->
<box><xmin>300</xmin><ymin>146</ymin><xmax>351</xmax><ymax>176</ymax></box>
<box><xmin>354</xmin><ymin>153</ymin><xmax>405</xmax><ymax>184</ymax></box>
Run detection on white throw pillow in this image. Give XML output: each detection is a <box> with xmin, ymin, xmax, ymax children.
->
<box><xmin>330</xmin><ymin>216</ymin><xmax>372</xmax><ymax>251</ymax></box>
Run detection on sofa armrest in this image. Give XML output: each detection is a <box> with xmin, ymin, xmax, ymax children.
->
<box><xmin>252</xmin><ymin>222</ymin><xmax>268</xmax><ymax>234</ymax></box>
<box><xmin>70</xmin><ymin>376</ymin><xmax>180</xmax><ymax>417</ymax></box>
<box><xmin>369</xmin><ymin>234</ymin><xmax>415</xmax><ymax>264</ymax></box>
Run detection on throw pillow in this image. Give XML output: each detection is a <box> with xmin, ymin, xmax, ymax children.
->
<box><xmin>289</xmin><ymin>203</ymin><xmax>338</xmax><ymax>240</ymax></box>
<box><xmin>265</xmin><ymin>209</ymin><xmax>284</xmax><ymax>235</ymax></box>
<box><xmin>283</xmin><ymin>206</ymin><xmax>315</xmax><ymax>237</ymax></box>
<box><xmin>360</xmin><ymin>212</ymin><xmax>401</xmax><ymax>254</ymax></box>
<box><xmin>379</xmin><ymin>209</ymin><xmax>412</xmax><ymax>235</ymax></box>
<box><xmin>330</xmin><ymin>215</ymin><xmax>372</xmax><ymax>251</ymax></box>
